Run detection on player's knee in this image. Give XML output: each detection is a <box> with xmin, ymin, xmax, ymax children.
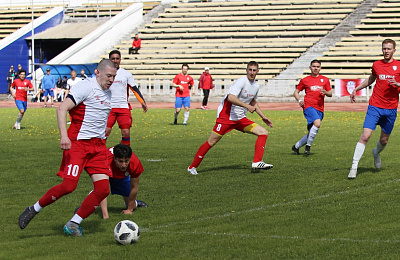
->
<box><xmin>313</xmin><ymin>121</ymin><xmax>321</xmax><ymax>128</ymax></box>
<box><xmin>60</xmin><ymin>179</ymin><xmax>78</xmax><ymax>194</ymax></box>
<box><xmin>121</xmin><ymin>129</ymin><xmax>130</xmax><ymax>137</ymax></box>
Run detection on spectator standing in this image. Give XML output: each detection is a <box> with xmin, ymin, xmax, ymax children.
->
<box><xmin>129</xmin><ymin>34</ymin><xmax>141</xmax><ymax>55</ymax></box>
<box><xmin>80</xmin><ymin>69</ymin><xmax>88</xmax><ymax>80</ymax></box>
<box><xmin>171</xmin><ymin>63</ymin><xmax>194</xmax><ymax>125</ymax></box>
<box><xmin>15</xmin><ymin>64</ymin><xmax>22</xmax><ymax>78</ymax></box>
<box><xmin>65</xmin><ymin>70</ymin><xmax>82</xmax><ymax>97</ymax></box>
<box><xmin>198</xmin><ymin>67</ymin><xmax>214</xmax><ymax>110</ymax></box>
<box><xmin>41</xmin><ymin>68</ymin><xmax>56</xmax><ymax>107</ymax></box>
<box><xmin>10</xmin><ymin>69</ymin><xmax>33</xmax><ymax>130</ymax></box>
<box><xmin>7</xmin><ymin>65</ymin><xmax>15</xmax><ymax>95</ymax></box>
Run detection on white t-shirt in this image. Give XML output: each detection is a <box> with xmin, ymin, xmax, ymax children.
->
<box><xmin>67</xmin><ymin>77</ymin><xmax>112</xmax><ymax>141</ymax></box>
<box><xmin>216</xmin><ymin>76</ymin><xmax>259</xmax><ymax>121</ymax></box>
<box><xmin>109</xmin><ymin>67</ymin><xmax>136</xmax><ymax>109</ymax></box>
<box><xmin>67</xmin><ymin>77</ymin><xmax>82</xmax><ymax>90</ymax></box>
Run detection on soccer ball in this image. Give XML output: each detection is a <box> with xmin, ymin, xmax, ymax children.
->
<box><xmin>114</xmin><ymin>220</ymin><xmax>140</xmax><ymax>245</ymax></box>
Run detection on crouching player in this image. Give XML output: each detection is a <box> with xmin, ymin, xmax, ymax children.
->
<box><xmin>100</xmin><ymin>144</ymin><xmax>147</xmax><ymax>219</ymax></box>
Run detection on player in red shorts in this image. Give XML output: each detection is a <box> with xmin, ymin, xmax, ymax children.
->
<box><xmin>105</xmin><ymin>50</ymin><xmax>147</xmax><ymax>146</ymax></box>
<box><xmin>171</xmin><ymin>63</ymin><xmax>194</xmax><ymax>125</ymax></box>
<box><xmin>18</xmin><ymin>59</ymin><xmax>117</xmax><ymax>236</ymax></box>
<box><xmin>99</xmin><ymin>144</ymin><xmax>147</xmax><ymax>219</ymax></box>
<box><xmin>10</xmin><ymin>69</ymin><xmax>33</xmax><ymax>130</ymax></box>
<box><xmin>348</xmin><ymin>39</ymin><xmax>400</xmax><ymax>179</ymax></box>
<box><xmin>187</xmin><ymin>61</ymin><xmax>273</xmax><ymax>175</ymax></box>
<box><xmin>292</xmin><ymin>60</ymin><xmax>332</xmax><ymax>155</ymax></box>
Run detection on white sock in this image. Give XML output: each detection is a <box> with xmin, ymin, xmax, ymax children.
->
<box><xmin>351</xmin><ymin>142</ymin><xmax>366</xmax><ymax>169</ymax></box>
<box><xmin>174</xmin><ymin>111</ymin><xmax>179</xmax><ymax>120</ymax></box>
<box><xmin>306</xmin><ymin>125</ymin><xmax>319</xmax><ymax>146</ymax></box>
<box><xmin>33</xmin><ymin>201</ymin><xmax>42</xmax><ymax>212</ymax></box>
<box><xmin>70</xmin><ymin>214</ymin><xmax>83</xmax><ymax>224</ymax></box>
<box><xmin>295</xmin><ymin>134</ymin><xmax>308</xmax><ymax>149</ymax></box>
<box><xmin>183</xmin><ymin>111</ymin><xmax>189</xmax><ymax>123</ymax></box>
<box><xmin>375</xmin><ymin>140</ymin><xmax>385</xmax><ymax>154</ymax></box>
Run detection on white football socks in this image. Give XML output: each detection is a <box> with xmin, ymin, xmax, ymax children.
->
<box><xmin>183</xmin><ymin>111</ymin><xmax>189</xmax><ymax>124</ymax></box>
<box><xmin>295</xmin><ymin>134</ymin><xmax>308</xmax><ymax>149</ymax></box>
<box><xmin>351</xmin><ymin>142</ymin><xmax>366</xmax><ymax>170</ymax></box>
<box><xmin>33</xmin><ymin>201</ymin><xmax>42</xmax><ymax>212</ymax></box>
<box><xmin>306</xmin><ymin>125</ymin><xmax>319</xmax><ymax>146</ymax></box>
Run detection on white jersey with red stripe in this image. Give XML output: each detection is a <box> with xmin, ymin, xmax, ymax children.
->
<box><xmin>216</xmin><ymin>76</ymin><xmax>259</xmax><ymax>121</ymax></box>
<box><xmin>68</xmin><ymin>77</ymin><xmax>112</xmax><ymax>141</ymax></box>
<box><xmin>110</xmin><ymin>67</ymin><xmax>136</xmax><ymax>109</ymax></box>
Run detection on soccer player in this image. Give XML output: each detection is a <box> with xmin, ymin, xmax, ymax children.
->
<box><xmin>10</xmin><ymin>69</ymin><xmax>33</xmax><ymax>130</ymax></box>
<box><xmin>187</xmin><ymin>61</ymin><xmax>273</xmax><ymax>175</ymax></box>
<box><xmin>292</xmin><ymin>60</ymin><xmax>332</xmax><ymax>155</ymax></box>
<box><xmin>99</xmin><ymin>144</ymin><xmax>147</xmax><ymax>219</ymax></box>
<box><xmin>172</xmin><ymin>63</ymin><xmax>194</xmax><ymax>125</ymax></box>
<box><xmin>18</xmin><ymin>59</ymin><xmax>117</xmax><ymax>236</ymax></box>
<box><xmin>41</xmin><ymin>68</ymin><xmax>56</xmax><ymax>107</ymax></box>
<box><xmin>348</xmin><ymin>39</ymin><xmax>400</xmax><ymax>179</ymax></box>
<box><xmin>106</xmin><ymin>50</ymin><xmax>147</xmax><ymax>146</ymax></box>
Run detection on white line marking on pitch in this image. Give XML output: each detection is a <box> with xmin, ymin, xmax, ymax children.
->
<box><xmin>142</xmin><ymin>178</ymin><xmax>400</xmax><ymax>243</ymax></box>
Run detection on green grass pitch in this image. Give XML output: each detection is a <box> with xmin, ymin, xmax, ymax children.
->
<box><xmin>1</xmin><ymin>106</ymin><xmax>400</xmax><ymax>259</ymax></box>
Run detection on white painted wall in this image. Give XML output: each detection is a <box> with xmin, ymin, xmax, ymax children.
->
<box><xmin>0</xmin><ymin>0</ymin><xmax>158</xmax><ymax>7</ymax></box>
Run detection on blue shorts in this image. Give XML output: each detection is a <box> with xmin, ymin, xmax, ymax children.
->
<box><xmin>363</xmin><ymin>105</ymin><xmax>397</xmax><ymax>134</ymax></box>
<box><xmin>175</xmin><ymin>96</ymin><xmax>191</xmax><ymax>108</ymax></box>
<box><xmin>109</xmin><ymin>176</ymin><xmax>131</xmax><ymax>197</ymax></box>
<box><xmin>15</xmin><ymin>100</ymin><xmax>27</xmax><ymax>112</ymax></box>
<box><xmin>303</xmin><ymin>107</ymin><xmax>324</xmax><ymax>130</ymax></box>
<box><xmin>43</xmin><ymin>89</ymin><xmax>54</xmax><ymax>97</ymax></box>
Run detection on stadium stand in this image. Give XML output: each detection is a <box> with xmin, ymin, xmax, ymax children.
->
<box><xmin>0</xmin><ymin>5</ymin><xmax>57</xmax><ymax>40</ymax></box>
<box><xmin>313</xmin><ymin>0</ymin><xmax>400</xmax><ymax>80</ymax></box>
<box><xmin>106</xmin><ymin>0</ymin><xmax>364</xmax><ymax>83</ymax></box>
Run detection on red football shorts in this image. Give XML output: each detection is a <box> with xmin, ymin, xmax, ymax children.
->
<box><xmin>213</xmin><ymin>117</ymin><xmax>258</xmax><ymax>136</ymax></box>
<box><xmin>57</xmin><ymin>138</ymin><xmax>112</xmax><ymax>180</ymax></box>
<box><xmin>107</xmin><ymin>108</ymin><xmax>132</xmax><ymax>129</ymax></box>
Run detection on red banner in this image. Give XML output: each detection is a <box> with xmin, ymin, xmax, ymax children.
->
<box><xmin>335</xmin><ymin>79</ymin><xmax>366</xmax><ymax>97</ymax></box>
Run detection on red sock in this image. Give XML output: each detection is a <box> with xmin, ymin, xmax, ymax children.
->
<box><xmin>76</xmin><ymin>179</ymin><xmax>109</xmax><ymax>219</ymax></box>
<box><xmin>190</xmin><ymin>141</ymin><xmax>212</xmax><ymax>168</ymax></box>
<box><xmin>121</xmin><ymin>137</ymin><xmax>130</xmax><ymax>146</ymax></box>
<box><xmin>253</xmin><ymin>135</ymin><xmax>268</xmax><ymax>163</ymax></box>
<box><xmin>38</xmin><ymin>178</ymin><xmax>78</xmax><ymax>207</ymax></box>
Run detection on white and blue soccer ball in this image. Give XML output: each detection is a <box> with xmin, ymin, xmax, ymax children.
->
<box><xmin>114</xmin><ymin>220</ymin><xmax>140</xmax><ymax>245</ymax></box>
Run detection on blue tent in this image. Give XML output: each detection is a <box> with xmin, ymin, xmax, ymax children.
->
<box><xmin>38</xmin><ymin>63</ymin><xmax>97</xmax><ymax>79</ymax></box>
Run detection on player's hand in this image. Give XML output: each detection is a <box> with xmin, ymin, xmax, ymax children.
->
<box><xmin>388</xmin><ymin>78</ymin><xmax>400</xmax><ymax>87</ymax></box>
<box><xmin>141</xmin><ymin>102</ymin><xmax>148</xmax><ymax>113</ymax></box>
<box><xmin>298</xmin><ymin>100</ymin><xmax>305</xmax><ymax>107</ymax></box>
<box><xmin>122</xmin><ymin>209</ymin><xmax>134</xmax><ymax>215</ymax></box>
<box><xmin>60</xmin><ymin>136</ymin><xmax>71</xmax><ymax>150</ymax></box>
<box><xmin>262</xmin><ymin>117</ymin><xmax>273</xmax><ymax>128</ymax></box>
<box><xmin>179</xmin><ymin>86</ymin><xmax>184</xmax><ymax>91</ymax></box>
<box><xmin>247</xmin><ymin>105</ymin><xmax>256</xmax><ymax>113</ymax></box>
<box><xmin>350</xmin><ymin>91</ymin><xmax>357</xmax><ymax>103</ymax></box>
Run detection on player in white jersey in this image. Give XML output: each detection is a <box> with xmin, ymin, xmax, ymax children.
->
<box><xmin>188</xmin><ymin>61</ymin><xmax>274</xmax><ymax>175</ymax></box>
<box><xmin>18</xmin><ymin>59</ymin><xmax>117</xmax><ymax>237</ymax></box>
<box><xmin>106</xmin><ymin>50</ymin><xmax>147</xmax><ymax>146</ymax></box>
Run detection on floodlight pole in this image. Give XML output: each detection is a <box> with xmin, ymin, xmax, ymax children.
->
<box><xmin>31</xmin><ymin>0</ymin><xmax>36</xmax><ymax>92</ymax></box>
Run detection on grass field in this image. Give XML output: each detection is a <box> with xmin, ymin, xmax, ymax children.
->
<box><xmin>1</xmin><ymin>106</ymin><xmax>400</xmax><ymax>259</ymax></box>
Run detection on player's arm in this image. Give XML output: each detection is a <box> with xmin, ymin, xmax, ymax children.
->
<box><xmin>171</xmin><ymin>80</ymin><xmax>184</xmax><ymax>91</ymax></box>
<box><xmin>293</xmin><ymin>88</ymin><xmax>304</xmax><ymax>107</ymax></box>
<box><xmin>122</xmin><ymin>176</ymin><xmax>140</xmax><ymax>214</ymax></box>
<box><xmin>57</xmin><ymin>97</ymin><xmax>75</xmax><ymax>150</ymax></box>
<box><xmin>250</xmin><ymin>99</ymin><xmax>273</xmax><ymax>128</ymax></box>
<box><xmin>129</xmin><ymin>85</ymin><xmax>148</xmax><ymax>112</ymax></box>
<box><xmin>350</xmin><ymin>74</ymin><xmax>376</xmax><ymax>103</ymax></box>
<box><xmin>10</xmin><ymin>83</ymin><xmax>16</xmax><ymax>98</ymax></box>
<box><xmin>227</xmin><ymin>94</ymin><xmax>256</xmax><ymax>113</ymax></box>
<box><xmin>321</xmin><ymin>88</ymin><xmax>332</xmax><ymax>97</ymax></box>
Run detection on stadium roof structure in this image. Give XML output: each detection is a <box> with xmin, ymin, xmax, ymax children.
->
<box><xmin>38</xmin><ymin>63</ymin><xmax>97</xmax><ymax>79</ymax></box>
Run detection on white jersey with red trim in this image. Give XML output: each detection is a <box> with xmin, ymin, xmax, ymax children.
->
<box><xmin>109</xmin><ymin>67</ymin><xmax>135</xmax><ymax>109</ymax></box>
<box><xmin>67</xmin><ymin>77</ymin><xmax>82</xmax><ymax>90</ymax></box>
<box><xmin>216</xmin><ymin>76</ymin><xmax>259</xmax><ymax>121</ymax></box>
<box><xmin>68</xmin><ymin>77</ymin><xmax>112</xmax><ymax>141</ymax></box>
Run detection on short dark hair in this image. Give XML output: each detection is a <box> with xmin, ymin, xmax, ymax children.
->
<box><xmin>182</xmin><ymin>63</ymin><xmax>189</xmax><ymax>69</ymax></box>
<box><xmin>113</xmin><ymin>144</ymin><xmax>132</xmax><ymax>159</ymax></box>
<box><xmin>247</xmin><ymin>61</ymin><xmax>259</xmax><ymax>69</ymax></box>
<box><xmin>18</xmin><ymin>69</ymin><xmax>26</xmax><ymax>75</ymax></box>
<box><xmin>109</xmin><ymin>50</ymin><xmax>121</xmax><ymax>59</ymax></box>
<box><xmin>310</xmin><ymin>59</ymin><xmax>321</xmax><ymax>66</ymax></box>
<box><xmin>383</xmin><ymin>38</ymin><xmax>396</xmax><ymax>49</ymax></box>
